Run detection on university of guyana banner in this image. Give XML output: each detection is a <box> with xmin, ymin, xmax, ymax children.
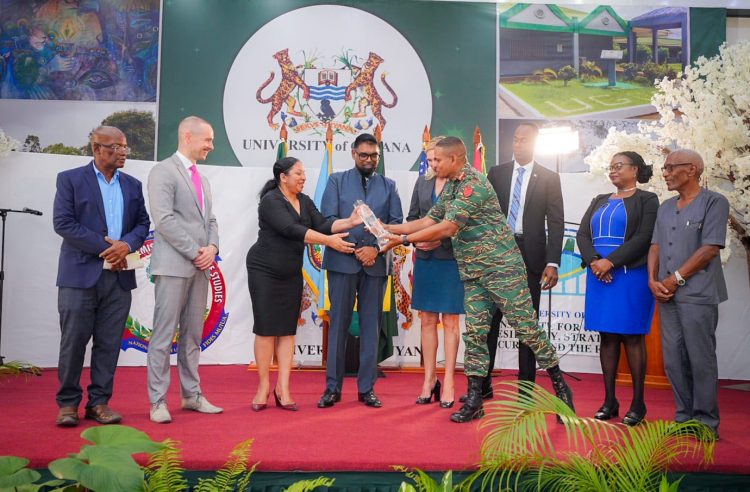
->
<box><xmin>157</xmin><ymin>1</ymin><xmax>497</xmax><ymax>170</ymax></box>
<box><xmin>156</xmin><ymin>0</ymin><xmax>497</xmax><ymax>366</ymax></box>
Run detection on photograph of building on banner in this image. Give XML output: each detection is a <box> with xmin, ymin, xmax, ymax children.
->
<box><xmin>497</xmin><ymin>3</ymin><xmax>688</xmax><ymax>120</ymax></box>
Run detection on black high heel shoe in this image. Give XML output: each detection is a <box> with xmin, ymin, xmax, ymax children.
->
<box><xmin>273</xmin><ymin>390</ymin><xmax>298</xmax><ymax>411</ymax></box>
<box><xmin>594</xmin><ymin>401</ymin><xmax>619</xmax><ymax>420</ymax></box>
<box><xmin>622</xmin><ymin>406</ymin><xmax>646</xmax><ymax>426</ymax></box>
<box><xmin>416</xmin><ymin>380</ymin><xmax>441</xmax><ymax>405</ymax></box>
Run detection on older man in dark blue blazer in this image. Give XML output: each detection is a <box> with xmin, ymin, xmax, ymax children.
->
<box><xmin>53</xmin><ymin>126</ymin><xmax>150</xmax><ymax>427</ymax></box>
<box><xmin>318</xmin><ymin>133</ymin><xmax>403</xmax><ymax>408</ymax></box>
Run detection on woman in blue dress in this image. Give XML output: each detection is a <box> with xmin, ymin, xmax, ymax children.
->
<box><xmin>407</xmin><ymin>137</ymin><xmax>465</xmax><ymax>408</ymax></box>
<box><xmin>577</xmin><ymin>151</ymin><xmax>659</xmax><ymax>426</ymax></box>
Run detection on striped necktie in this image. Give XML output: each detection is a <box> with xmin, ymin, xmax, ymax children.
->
<box><xmin>507</xmin><ymin>167</ymin><xmax>525</xmax><ymax>231</ymax></box>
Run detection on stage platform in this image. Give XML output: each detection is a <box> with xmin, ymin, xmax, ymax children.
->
<box><xmin>2</xmin><ymin>366</ymin><xmax>749</xmax><ymax>489</ymax></box>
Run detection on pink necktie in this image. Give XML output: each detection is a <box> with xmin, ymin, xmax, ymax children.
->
<box><xmin>189</xmin><ymin>165</ymin><xmax>204</xmax><ymax>212</ymax></box>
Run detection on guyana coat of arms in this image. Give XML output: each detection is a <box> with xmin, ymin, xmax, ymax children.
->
<box><xmin>256</xmin><ymin>48</ymin><xmax>398</xmax><ymax>135</ymax></box>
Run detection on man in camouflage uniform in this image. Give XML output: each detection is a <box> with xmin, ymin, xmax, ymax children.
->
<box><xmin>383</xmin><ymin>137</ymin><xmax>574</xmax><ymax>423</ymax></box>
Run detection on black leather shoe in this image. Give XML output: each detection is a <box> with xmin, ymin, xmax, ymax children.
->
<box><xmin>358</xmin><ymin>390</ymin><xmax>382</xmax><ymax>408</ymax></box>
<box><xmin>416</xmin><ymin>380</ymin><xmax>441</xmax><ymax>405</ymax></box>
<box><xmin>622</xmin><ymin>407</ymin><xmax>646</xmax><ymax>427</ymax></box>
<box><xmin>594</xmin><ymin>401</ymin><xmax>619</xmax><ymax>421</ymax></box>
<box><xmin>317</xmin><ymin>390</ymin><xmax>341</xmax><ymax>408</ymax></box>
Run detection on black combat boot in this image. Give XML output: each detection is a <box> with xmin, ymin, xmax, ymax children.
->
<box><xmin>547</xmin><ymin>365</ymin><xmax>575</xmax><ymax>418</ymax></box>
<box><xmin>459</xmin><ymin>374</ymin><xmax>493</xmax><ymax>403</ymax></box>
<box><xmin>450</xmin><ymin>376</ymin><xmax>485</xmax><ymax>423</ymax></box>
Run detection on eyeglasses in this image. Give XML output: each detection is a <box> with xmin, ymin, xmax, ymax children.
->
<box><xmin>662</xmin><ymin>162</ymin><xmax>693</xmax><ymax>174</ymax></box>
<box><xmin>608</xmin><ymin>162</ymin><xmax>634</xmax><ymax>172</ymax></box>
<box><xmin>356</xmin><ymin>152</ymin><xmax>380</xmax><ymax>161</ymax></box>
<box><xmin>95</xmin><ymin>142</ymin><xmax>131</xmax><ymax>155</ymax></box>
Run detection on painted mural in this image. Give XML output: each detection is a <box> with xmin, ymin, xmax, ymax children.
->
<box><xmin>0</xmin><ymin>0</ymin><xmax>159</xmax><ymax>101</ymax></box>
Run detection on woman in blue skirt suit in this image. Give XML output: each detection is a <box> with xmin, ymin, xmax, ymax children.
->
<box><xmin>407</xmin><ymin>137</ymin><xmax>465</xmax><ymax>408</ymax></box>
<box><xmin>577</xmin><ymin>151</ymin><xmax>659</xmax><ymax>426</ymax></box>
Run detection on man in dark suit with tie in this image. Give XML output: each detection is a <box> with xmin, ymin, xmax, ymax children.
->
<box><xmin>53</xmin><ymin>126</ymin><xmax>150</xmax><ymax>426</ymax></box>
<box><xmin>483</xmin><ymin>122</ymin><xmax>564</xmax><ymax>394</ymax></box>
<box><xmin>318</xmin><ymin>133</ymin><xmax>403</xmax><ymax>408</ymax></box>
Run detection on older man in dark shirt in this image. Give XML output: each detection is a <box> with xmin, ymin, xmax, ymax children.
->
<box><xmin>648</xmin><ymin>149</ymin><xmax>729</xmax><ymax>439</ymax></box>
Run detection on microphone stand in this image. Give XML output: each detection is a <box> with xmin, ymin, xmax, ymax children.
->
<box><xmin>0</xmin><ymin>208</ymin><xmax>43</xmax><ymax>366</ymax></box>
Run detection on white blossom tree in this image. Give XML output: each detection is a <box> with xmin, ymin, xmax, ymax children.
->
<box><xmin>585</xmin><ymin>41</ymin><xmax>750</xmax><ymax>282</ymax></box>
<box><xmin>0</xmin><ymin>128</ymin><xmax>19</xmax><ymax>157</ymax></box>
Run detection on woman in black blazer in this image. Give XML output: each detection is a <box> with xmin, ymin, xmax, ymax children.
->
<box><xmin>577</xmin><ymin>151</ymin><xmax>659</xmax><ymax>426</ymax></box>
<box><xmin>246</xmin><ymin>157</ymin><xmax>361</xmax><ymax>411</ymax></box>
<box><xmin>407</xmin><ymin>137</ymin><xmax>465</xmax><ymax>408</ymax></box>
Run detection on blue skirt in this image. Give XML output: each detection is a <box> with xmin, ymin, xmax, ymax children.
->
<box><xmin>584</xmin><ymin>263</ymin><xmax>654</xmax><ymax>335</ymax></box>
<box><xmin>412</xmin><ymin>256</ymin><xmax>465</xmax><ymax>314</ymax></box>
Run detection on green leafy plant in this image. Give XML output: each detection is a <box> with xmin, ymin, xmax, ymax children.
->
<box><xmin>394</xmin><ymin>466</ymin><xmax>454</xmax><ymax>492</ymax></box>
<box><xmin>193</xmin><ymin>439</ymin><xmax>256</xmax><ymax>492</ymax></box>
<box><xmin>6</xmin><ymin>426</ymin><xmax>334</xmax><ymax>491</ymax></box>
<box><xmin>459</xmin><ymin>381</ymin><xmax>715</xmax><ymax>492</ymax></box>
<box><xmin>0</xmin><ymin>360</ymin><xmax>41</xmax><ymax>378</ymax></box>
<box><xmin>618</xmin><ymin>63</ymin><xmax>639</xmax><ymax>81</ymax></box>
<box><xmin>526</xmin><ymin>68</ymin><xmax>557</xmax><ymax>84</ymax></box>
<box><xmin>557</xmin><ymin>66</ymin><xmax>577</xmax><ymax>87</ymax></box>
<box><xmin>579</xmin><ymin>61</ymin><xmax>603</xmax><ymax>82</ymax></box>
<box><xmin>284</xmin><ymin>477</ymin><xmax>336</xmax><ymax>491</ymax></box>
<box><xmin>49</xmin><ymin>425</ymin><xmax>165</xmax><ymax>492</ymax></box>
<box><xmin>143</xmin><ymin>438</ymin><xmax>189</xmax><ymax>491</ymax></box>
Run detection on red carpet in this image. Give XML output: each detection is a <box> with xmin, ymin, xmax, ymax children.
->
<box><xmin>1</xmin><ymin>366</ymin><xmax>749</xmax><ymax>475</ymax></box>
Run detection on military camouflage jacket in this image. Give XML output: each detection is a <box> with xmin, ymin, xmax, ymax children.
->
<box><xmin>428</xmin><ymin>163</ymin><xmax>518</xmax><ymax>280</ymax></box>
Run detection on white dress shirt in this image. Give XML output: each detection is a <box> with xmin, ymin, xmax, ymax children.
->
<box><xmin>510</xmin><ymin>159</ymin><xmax>534</xmax><ymax>235</ymax></box>
<box><xmin>510</xmin><ymin>159</ymin><xmax>558</xmax><ymax>270</ymax></box>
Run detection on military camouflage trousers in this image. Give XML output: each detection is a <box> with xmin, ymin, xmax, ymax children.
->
<box><xmin>462</xmin><ymin>250</ymin><xmax>559</xmax><ymax>376</ymax></box>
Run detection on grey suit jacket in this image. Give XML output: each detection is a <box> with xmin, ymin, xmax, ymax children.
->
<box><xmin>147</xmin><ymin>154</ymin><xmax>219</xmax><ymax>278</ymax></box>
<box><xmin>406</xmin><ymin>175</ymin><xmax>455</xmax><ymax>260</ymax></box>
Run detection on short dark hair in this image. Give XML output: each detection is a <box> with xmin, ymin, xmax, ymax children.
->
<box><xmin>353</xmin><ymin>133</ymin><xmax>378</xmax><ymax>149</ymax></box>
<box><xmin>615</xmin><ymin>151</ymin><xmax>653</xmax><ymax>184</ymax></box>
<box><xmin>435</xmin><ymin>136</ymin><xmax>465</xmax><ymax>150</ymax></box>
<box><xmin>516</xmin><ymin>122</ymin><xmax>540</xmax><ymax>136</ymax></box>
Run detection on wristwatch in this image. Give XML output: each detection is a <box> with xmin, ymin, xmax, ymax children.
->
<box><xmin>674</xmin><ymin>270</ymin><xmax>686</xmax><ymax>286</ymax></box>
<box><xmin>401</xmin><ymin>234</ymin><xmax>411</xmax><ymax>246</ymax></box>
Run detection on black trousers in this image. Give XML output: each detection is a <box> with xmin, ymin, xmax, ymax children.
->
<box><xmin>487</xmin><ymin>235</ymin><xmax>543</xmax><ymax>381</ymax></box>
<box><xmin>57</xmin><ymin>271</ymin><xmax>131</xmax><ymax>408</ymax></box>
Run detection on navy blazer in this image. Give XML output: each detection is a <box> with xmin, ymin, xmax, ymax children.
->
<box><xmin>406</xmin><ymin>175</ymin><xmax>455</xmax><ymax>260</ymax></box>
<box><xmin>53</xmin><ymin>162</ymin><xmax>150</xmax><ymax>290</ymax></box>
<box><xmin>321</xmin><ymin>168</ymin><xmax>402</xmax><ymax>276</ymax></box>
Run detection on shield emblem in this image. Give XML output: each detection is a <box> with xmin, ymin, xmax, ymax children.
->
<box><xmin>302</xmin><ymin>69</ymin><xmax>352</xmax><ymax>123</ymax></box>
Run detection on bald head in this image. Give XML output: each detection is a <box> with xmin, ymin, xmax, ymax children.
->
<box><xmin>91</xmin><ymin>125</ymin><xmax>125</xmax><ymax>143</ymax></box>
<box><xmin>667</xmin><ymin>149</ymin><xmax>704</xmax><ymax>177</ymax></box>
<box><xmin>178</xmin><ymin>116</ymin><xmax>211</xmax><ymax>141</ymax></box>
<box><xmin>177</xmin><ymin>116</ymin><xmax>214</xmax><ymax>163</ymax></box>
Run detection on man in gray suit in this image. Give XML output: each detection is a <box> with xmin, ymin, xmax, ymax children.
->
<box><xmin>146</xmin><ymin>116</ymin><xmax>222</xmax><ymax>423</ymax></box>
<box><xmin>649</xmin><ymin>149</ymin><xmax>729</xmax><ymax>439</ymax></box>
